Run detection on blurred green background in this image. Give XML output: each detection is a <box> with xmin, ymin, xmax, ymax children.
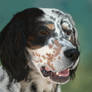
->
<box><xmin>0</xmin><ymin>0</ymin><xmax>92</xmax><ymax>92</ymax></box>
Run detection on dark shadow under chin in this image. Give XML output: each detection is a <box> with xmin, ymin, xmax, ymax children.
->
<box><xmin>70</xmin><ymin>66</ymin><xmax>78</xmax><ymax>80</ymax></box>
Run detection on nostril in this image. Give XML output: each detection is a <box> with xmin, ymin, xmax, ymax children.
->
<box><xmin>64</xmin><ymin>49</ymin><xmax>80</xmax><ymax>61</ymax></box>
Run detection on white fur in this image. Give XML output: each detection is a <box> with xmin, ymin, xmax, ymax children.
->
<box><xmin>0</xmin><ymin>67</ymin><xmax>21</xmax><ymax>92</ymax></box>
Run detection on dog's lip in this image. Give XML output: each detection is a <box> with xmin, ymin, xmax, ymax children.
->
<box><xmin>55</xmin><ymin>69</ymin><xmax>70</xmax><ymax>77</ymax></box>
<box><xmin>45</xmin><ymin>66</ymin><xmax>70</xmax><ymax>77</ymax></box>
<box><xmin>40</xmin><ymin>66</ymin><xmax>70</xmax><ymax>83</ymax></box>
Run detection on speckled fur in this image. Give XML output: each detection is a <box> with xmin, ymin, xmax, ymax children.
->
<box><xmin>0</xmin><ymin>8</ymin><xmax>79</xmax><ymax>92</ymax></box>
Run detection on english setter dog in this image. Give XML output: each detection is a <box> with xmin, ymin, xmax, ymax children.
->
<box><xmin>0</xmin><ymin>8</ymin><xmax>80</xmax><ymax>92</ymax></box>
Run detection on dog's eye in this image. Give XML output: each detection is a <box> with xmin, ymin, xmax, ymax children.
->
<box><xmin>61</xmin><ymin>22</ymin><xmax>72</xmax><ymax>35</ymax></box>
<box><xmin>63</xmin><ymin>29</ymin><xmax>72</xmax><ymax>35</ymax></box>
<box><xmin>39</xmin><ymin>26</ymin><xmax>50</xmax><ymax>36</ymax></box>
<box><xmin>40</xmin><ymin>30</ymin><xmax>50</xmax><ymax>35</ymax></box>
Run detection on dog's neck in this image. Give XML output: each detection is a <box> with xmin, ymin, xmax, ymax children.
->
<box><xmin>19</xmin><ymin>57</ymin><xmax>61</xmax><ymax>92</ymax></box>
<box><xmin>20</xmin><ymin>70</ymin><xmax>59</xmax><ymax>92</ymax></box>
<box><xmin>0</xmin><ymin>66</ymin><xmax>61</xmax><ymax>92</ymax></box>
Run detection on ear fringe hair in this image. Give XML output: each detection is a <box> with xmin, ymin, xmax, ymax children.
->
<box><xmin>0</xmin><ymin>8</ymin><xmax>45</xmax><ymax>82</ymax></box>
<box><xmin>0</xmin><ymin>13</ymin><xmax>30</xmax><ymax>82</ymax></box>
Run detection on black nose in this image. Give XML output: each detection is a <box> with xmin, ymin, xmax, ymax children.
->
<box><xmin>64</xmin><ymin>48</ymin><xmax>80</xmax><ymax>61</ymax></box>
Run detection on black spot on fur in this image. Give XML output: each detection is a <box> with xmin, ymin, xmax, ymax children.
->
<box><xmin>30</xmin><ymin>83</ymin><xmax>37</xmax><ymax>92</ymax></box>
<box><xmin>52</xmin><ymin>10</ymin><xmax>63</xmax><ymax>17</ymax></box>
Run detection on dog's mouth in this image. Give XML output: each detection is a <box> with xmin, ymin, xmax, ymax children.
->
<box><xmin>40</xmin><ymin>66</ymin><xmax>70</xmax><ymax>84</ymax></box>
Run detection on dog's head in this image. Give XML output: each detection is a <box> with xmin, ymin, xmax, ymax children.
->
<box><xmin>0</xmin><ymin>8</ymin><xmax>80</xmax><ymax>84</ymax></box>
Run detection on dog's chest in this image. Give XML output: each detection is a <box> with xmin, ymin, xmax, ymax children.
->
<box><xmin>20</xmin><ymin>71</ymin><xmax>58</xmax><ymax>92</ymax></box>
<box><xmin>0</xmin><ymin>67</ymin><xmax>61</xmax><ymax>92</ymax></box>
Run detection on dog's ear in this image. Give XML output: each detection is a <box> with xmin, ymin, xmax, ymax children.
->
<box><xmin>0</xmin><ymin>13</ymin><xmax>30</xmax><ymax>82</ymax></box>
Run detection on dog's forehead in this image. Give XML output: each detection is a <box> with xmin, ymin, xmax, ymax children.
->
<box><xmin>40</xmin><ymin>8</ymin><xmax>64</xmax><ymax>18</ymax></box>
<box><xmin>40</xmin><ymin>8</ymin><xmax>74</xmax><ymax>26</ymax></box>
<box><xmin>39</xmin><ymin>8</ymin><xmax>62</xmax><ymax>23</ymax></box>
<box><xmin>39</xmin><ymin>8</ymin><xmax>77</xmax><ymax>42</ymax></box>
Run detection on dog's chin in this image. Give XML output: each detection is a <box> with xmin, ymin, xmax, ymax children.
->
<box><xmin>40</xmin><ymin>66</ymin><xmax>75</xmax><ymax>84</ymax></box>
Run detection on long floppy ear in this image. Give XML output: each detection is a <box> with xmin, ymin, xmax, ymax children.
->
<box><xmin>0</xmin><ymin>13</ymin><xmax>30</xmax><ymax>82</ymax></box>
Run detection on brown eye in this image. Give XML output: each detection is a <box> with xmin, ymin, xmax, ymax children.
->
<box><xmin>39</xmin><ymin>30</ymin><xmax>49</xmax><ymax>35</ymax></box>
<box><xmin>62</xmin><ymin>22</ymin><xmax>72</xmax><ymax>35</ymax></box>
<box><xmin>39</xmin><ymin>26</ymin><xmax>50</xmax><ymax>36</ymax></box>
<box><xmin>64</xmin><ymin>29</ymin><xmax>72</xmax><ymax>35</ymax></box>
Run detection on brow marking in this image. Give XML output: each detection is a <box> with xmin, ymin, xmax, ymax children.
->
<box><xmin>46</xmin><ymin>24</ymin><xmax>55</xmax><ymax>30</ymax></box>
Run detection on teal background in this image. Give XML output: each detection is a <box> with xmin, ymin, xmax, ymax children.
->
<box><xmin>0</xmin><ymin>0</ymin><xmax>92</xmax><ymax>92</ymax></box>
